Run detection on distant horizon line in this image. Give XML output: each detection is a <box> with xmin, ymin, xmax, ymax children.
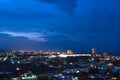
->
<box><xmin>0</xmin><ymin>48</ymin><xmax>119</xmax><ymax>54</ymax></box>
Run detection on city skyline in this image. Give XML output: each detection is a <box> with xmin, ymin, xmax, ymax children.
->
<box><xmin>0</xmin><ymin>0</ymin><xmax>120</xmax><ymax>54</ymax></box>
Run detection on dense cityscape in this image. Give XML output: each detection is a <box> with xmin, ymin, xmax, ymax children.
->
<box><xmin>0</xmin><ymin>0</ymin><xmax>120</xmax><ymax>80</ymax></box>
<box><xmin>0</xmin><ymin>48</ymin><xmax>120</xmax><ymax>80</ymax></box>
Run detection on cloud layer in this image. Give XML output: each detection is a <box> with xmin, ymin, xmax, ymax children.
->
<box><xmin>38</xmin><ymin>0</ymin><xmax>77</xmax><ymax>13</ymax></box>
<box><xmin>0</xmin><ymin>31</ymin><xmax>46</xmax><ymax>42</ymax></box>
<box><xmin>0</xmin><ymin>0</ymin><xmax>120</xmax><ymax>53</ymax></box>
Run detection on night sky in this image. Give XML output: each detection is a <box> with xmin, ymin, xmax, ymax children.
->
<box><xmin>0</xmin><ymin>0</ymin><xmax>120</xmax><ymax>54</ymax></box>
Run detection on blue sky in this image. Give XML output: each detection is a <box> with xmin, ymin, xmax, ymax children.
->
<box><xmin>0</xmin><ymin>0</ymin><xmax>120</xmax><ymax>54</ymax></box>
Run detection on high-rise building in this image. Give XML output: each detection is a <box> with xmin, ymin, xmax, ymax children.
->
<box><xmin>103</xmin><ymin>52</ymin><xmax>108</xmax><ymax>58</ymax></box>
<box><xmin>67</xmin><ymin>50</ymin><xmax>74</xmax><ymax>55</ymax></box>
<box><xmin>92</xmin><ymin>48</ymin><xmax>97</xmax><ymax>57</ymax></box>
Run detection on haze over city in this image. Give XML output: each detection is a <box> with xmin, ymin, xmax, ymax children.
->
<box><xmin>0</xmin><ymin>0</ymin><xmax>120</xmax><ymax>54</ymax></box>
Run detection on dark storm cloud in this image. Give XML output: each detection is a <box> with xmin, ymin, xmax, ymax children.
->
<box><xmin>38</xmin><ymin>0</ymin><xmax>77</xmax><ymax>13</ymax></box>
<box><xmin>89</xmin><ymin>4</ymin><xmax>120</xmax><ymax>33</ymax></box>
<box><xmin>0</xmin><ymin>0</ymin><xmax>120</xmax><ymax>53</ymax></box>
<box><xmin>38</xmin><ymin>0</ymin><xmax>55</xmax><ymax>3</ymax></box>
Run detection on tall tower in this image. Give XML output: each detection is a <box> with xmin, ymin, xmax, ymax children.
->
<box><xmin>92</xmin><ymin>48</ymin><xmax>97</xmax><ymax>57</ymax></box>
